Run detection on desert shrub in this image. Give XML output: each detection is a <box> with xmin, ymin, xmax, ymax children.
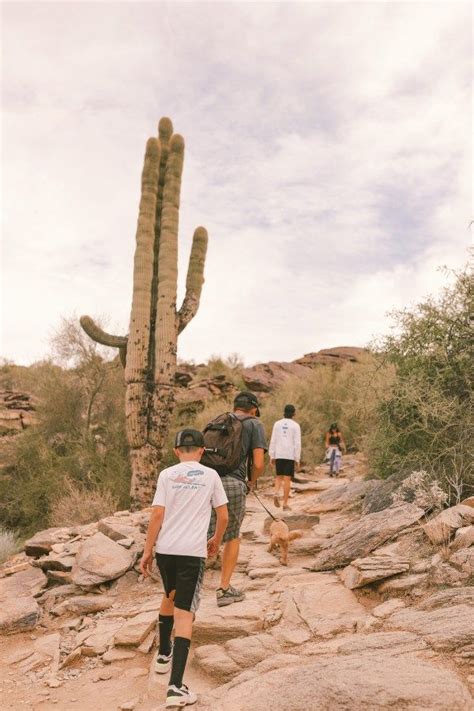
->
<box><xmin>49</xmin><ymin>479</ymin><xmax>119</xmax><ymax>527</ymax></box>
<box><xmin>368</xmin><ymin>267</ymin><xmax>473</xmax><ymax>501</ymax></box>
<box><xmin>0</xmin><ymin>526</ymin><xmax>21</xmax><ymax>563</ymax></box>
<box><xmin>0</xmin><ymin>318</ymin><xmax>131</xmax><ymax>535</ymax></box>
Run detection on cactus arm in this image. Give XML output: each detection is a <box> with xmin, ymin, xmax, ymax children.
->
<box><xmin>124</xmin><ymin>137</ymin><xmax>161</xmax><ymax>385</ymax></box>
<box><xmin>177</xmin><ymin>226</ymin><xmax>209</xmax><ymax>334</ymax></box>
<box><xmin>79</xmin><ymin>315</ymin><xmax>128</xmax><ymax>348</ymax></box>
<box><xmin>119</xmin><ymin>345</ymin><xmax>127</xmax><ymax>368</ymax></box>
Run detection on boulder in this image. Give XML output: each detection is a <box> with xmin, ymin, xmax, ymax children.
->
<box><xmin>76</xmin><ymin>620</ymin><xmax>122</xmax><ymax>656</ymax></box>
<box><xmin>372</xmin><ymin>599</ymin><xmax>406</xmax><ymax>618</ymax></box>
<box><xmin>98</xmin><ymin>517</ymin><xmax>138</xmax><ymax>542</ymax></box>
<box><xmin>193</xmin><ymin>645</ymin><xmax>241</xmax><ymax>681</ymax></box>
<box><xmin>103</xmin><ymin>648</ymin><xmax>136</xmax><ymax>664</ymax></box>
<box><xmin>450</xmin><ymin>526</ymin><xmax>474</xmax><ymax>552</ymax></box>
<box><xmin>225</xmin><ymin>633</ymin><xmax>278</xmax><ymax>667</ymax></box>
<box><xmin>376</xmin><ymin>573</ymin><xmax>428</xmax><ymax>594</ymax></box>
<box><xmin>362</xmin><ymin>473</ymin><xmax>408</xmax><ymax>514</ymax></box>
<box><xmin>201</xmin><ymin>653</ymin><xmax>472</xmax><ymax>710</ymax></box>
<box><xmin>418</xmin><ymin>587</ymin><xmax>474</xmax><ymax>611</ymax></box>
<box><xmin>423</xmin><ymin>505</ymin><xmax>474</xmax><ymax>545</ymax></box>
<box><xmin>194</xmin><ymin>634</ymin><xmax>279</xmax><ymax>682</ymax></box>
<box><xmin>386</xmin><ymin>604</ymin><xmax>474</xmax><ymax>655</ymax></box>
<box><xmin>275</xmin><ymin>573</ymin><xmax>367</xmax><ymax>645</ymax></box>
<box><xmin>113</xmin><ymin>611</ymin><xmax>157</xmax><ymax>647</ymax></box>
<box><xmin>33</xmin><ymin>552</ymin><xmax>76</xmax><ymax>572</ymax></box>
<box><xmin>24</xmin><ymin>528</ymin><xmax>72</xmax><ymax>557</ymax></box>
<box><xmin>193</xmin><ymin>597</ymin><xmax>264</xmax><ymax>644</ymax></box>
<box><xmin>295</xmin><ymin>347</ymin><xmax>365</xmax><ymax>367</ymax></box>
<box><xmin>449</xmin><ymin>547</ymin><xmax>474</xmax><ymax>575</ymax></box>
<box><xmin>241</xmin><ymin>361</ymin><xmax>312</xmax><ymax>393</ymax></box>
<box><xmin>0</xmin><ymin>567</ymin><xmax>47</xmax><ymax>634</ymax></box>
<box><xmin>311</xmin><ymin>504</ymin><xmax>424</xmax><ymax>571</ymax></box>
<box><xmin>51</xmin><ymin>595</ymin><xmax>115</xmax><ymax>616</ymax></box>
<box><xmin>307</xmin><ymin>480</ymin><xmax>378</xmax><ymax>514</ymax></box>
<box><xmin>341</xmin><ymin>554</ymin><xmax>410</xmax><ymax>589</ymax></box>
<box><xmin>71</xmin><ymin>532</ymin><xmax>136</xmax><ymax>587</ymax></box>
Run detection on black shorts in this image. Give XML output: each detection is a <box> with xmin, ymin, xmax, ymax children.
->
<box><xmin>275</xmin><ymin>458</ymin><xmax>295</xmax><ymax>477</ymax></box>
<box><xmin>155</xmin><ymin>554</ymin><xmax>205</xmax><ymax>613</ymax></box>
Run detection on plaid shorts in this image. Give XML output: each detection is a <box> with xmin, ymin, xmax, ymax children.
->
<box><xmin>208</xmin><ymin>476</ymin><xmax>246</xmax><ymax>542</ymax></box>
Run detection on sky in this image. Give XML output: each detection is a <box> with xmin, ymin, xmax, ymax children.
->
<box><xmin>1</xmin><ymin>1</ymin><xmax>472</xmax><ymax>366</ymax></box>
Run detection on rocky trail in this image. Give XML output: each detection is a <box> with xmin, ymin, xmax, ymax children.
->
<box><xmin>1</xmin><ymin>454</ymin><xmax>473</xmax><ymax>710</ymax></box>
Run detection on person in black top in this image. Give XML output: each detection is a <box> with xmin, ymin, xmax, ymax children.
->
<box><xmin>325</xmin><ymin>423</ymin><xmax>346</xmax><ymax>476</ymax></box>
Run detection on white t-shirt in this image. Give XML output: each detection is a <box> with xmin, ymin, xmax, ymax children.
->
<box><xmin>152</xmin><ymin>460</ymin><xmax>228</xmax><ymax>558</ymax></box>
<box><xmin>269</xmin><ymin>418</ymin><xmax>301</xmax><ymax>461</ymax></box>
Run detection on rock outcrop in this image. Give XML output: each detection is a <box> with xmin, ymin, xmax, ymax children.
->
<box><xmin>201</xmin><ymin>654</ymin><xmax>472</xmax><ymax>710</ymax></box>
<box><xmin>310</xmin><ymin>503</ymin><xmax>424</xmax><ymax>571</ymax></box>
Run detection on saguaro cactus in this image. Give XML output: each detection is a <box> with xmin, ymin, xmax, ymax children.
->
<box><xmin>81</xmin><ymin>118</ymin><xmax>208</xmax><ymax>509</ymax></box>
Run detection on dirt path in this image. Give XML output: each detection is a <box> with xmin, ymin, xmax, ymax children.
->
<box><xmin>1</xmin><ymin>454</ymin><xmax>473</xmax><ymax>710</ymax></box>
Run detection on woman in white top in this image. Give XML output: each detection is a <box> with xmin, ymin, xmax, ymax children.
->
<box><xmin>269</xmin><ymin>404</ymin><xmax>301</xmax><ymax>510</ymax></box>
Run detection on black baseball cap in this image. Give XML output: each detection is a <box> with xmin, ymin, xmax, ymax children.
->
<box><xmin>174</xmin><ymin>428</ymin><xmax>205</xmax><ymax>448</ymax></box>
<box><xmin>234</xmin><ymin>390</ymin><xmax>261</xmax><ymax>417</ymax></box>
<box><xmin>284</xmin><ymin>404</ymin><xmax>296</xmax><ymax>417</ymax></box>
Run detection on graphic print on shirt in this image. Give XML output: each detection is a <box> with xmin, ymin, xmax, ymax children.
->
<box><xmin>170</xmin><ymin>469</ymin><xmax>206</xmax><ymax>489</ymax></box>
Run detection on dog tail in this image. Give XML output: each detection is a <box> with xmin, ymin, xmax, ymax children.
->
<box><xmin>289</xmin><ymin>530</ymin><xmax>303</xmax><ymax>541</ymax></box>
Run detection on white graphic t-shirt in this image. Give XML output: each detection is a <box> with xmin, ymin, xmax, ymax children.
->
<box><xmin>269</xmin><ymin>418</ymin><xmax>301</xmax><ymax>461</ymax></box>
<box><xmin>152</xmin><ymin>460</ymin><xmax>228</xmax><ymax>558</ymax></box>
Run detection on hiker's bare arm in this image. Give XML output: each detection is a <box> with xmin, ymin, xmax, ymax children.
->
<box><xmin>140</xmin><ymin>506</ymin><xmax>164</xmax><ymax>577</ymax></box>
<box><xmin>339</xmin><ymin>433</ymin><xmax>346</xmax><ymax>451</ymax></box>
<box><xmin>325</xmin><ymin>432</ymin><xmax>330</xmax><ymax>447</ymax></box>
<box><xmin>207</xmin><ymin>504</ymin><xmax>229</xmax><ymax>556</ymax></box>
<box><xmin>250</xmin><ymin>448</ymin><xmax>265</xmax><ymax>484</ymax></box>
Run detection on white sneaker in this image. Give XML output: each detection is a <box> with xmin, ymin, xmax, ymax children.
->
<box><xmin>166</xmin><ymin>684</ymin><xmax>197</xmax><ymax>707</ymax></box>
<box><xmin>154</xmin><ymin>645</ymin><xmax>173</xmax><ymax>674</ymax></box>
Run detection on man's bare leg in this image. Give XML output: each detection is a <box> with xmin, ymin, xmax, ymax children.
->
<box><xmin>274</xmin><ymin>476</ymin><xmax>282</xmax><ymax>507</ymax></box>
<box><xmin>220</xmin><ymin>538</ymin><xmax>240</xmax><ymax>589</ymax></box>
<box><xmin>283</xmin><ymin>476</ymin><xmax>292</xmax><ymax>508</ymax></box>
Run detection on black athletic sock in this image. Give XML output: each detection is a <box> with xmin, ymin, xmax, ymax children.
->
<box><xmin>158</xmin><ymin>614</ymin><xmax>174</xmax><ymax>656</ymax></box>
<box><xmin>169</xmin><ymin>636</ymin><xmax>191</xmax><ymax>688</ymax></box>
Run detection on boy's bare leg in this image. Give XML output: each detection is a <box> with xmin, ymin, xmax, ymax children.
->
<box><xmin>274</xmin><ymin>476</ymin><xmax>281</xmax><ymax>506</ymax></box>
<box><xmin>282</xmin><ymin>476</ymin><xmax>292</xmax><ymax>508</ymax></box>
<box><xmin>220</xmin><ymin>538</ymin><xmax>240</xmax><ymax>589</ymax></box>
<box><xmin>174</xmin><ymin>607</ymin><xmax>193</xmax><ymax>639</ymax></box>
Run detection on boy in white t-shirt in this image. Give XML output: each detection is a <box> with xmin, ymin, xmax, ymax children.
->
<box><xmin>140</xmin><ymin>429</ymin><xmax>228</xmax><ymax>708</ymax></box>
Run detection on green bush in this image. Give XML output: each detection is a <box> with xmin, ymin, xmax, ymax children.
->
<box><xmin>0</xmin><ymin>319</ymin><xmax>131</xmax><ymax>535</ymax></box>
<box><xmin>367</xmin><ymin>267</ymin><xmax>473</xmax><ymax>501</ymax></box>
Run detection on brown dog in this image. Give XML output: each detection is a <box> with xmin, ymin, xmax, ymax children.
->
<box><xmin>268</xmin><ymin>519</ymin><xmax>303</xmax><ymax>566</ymax></box>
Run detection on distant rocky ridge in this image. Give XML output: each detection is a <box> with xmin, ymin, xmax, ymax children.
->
<box><xmin>175</xmin><ymin>346</ymin><xmax>366</xmax><ymax>410</ymax></box>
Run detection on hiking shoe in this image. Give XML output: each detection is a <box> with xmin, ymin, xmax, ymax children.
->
<box><xmin>216</xmin><ymin>585</ymin><xmax>246</xmax><ymax>607</ymax></box>
<box><xmin>273</xmin><ymin>494</ymin><xmax>280</xmax><ymax>508</ymax></box>
<box><xmin>154</xmin><ymin>643</ymin><xmax>173</xmax><ymax>674</ymax></box>
<box><xmin>166</xmin><ymin>684</ymin><xmax>197</xmax><ymax>707</ymax></box>
<box><xmin>283</xmin><ymin>504</ymin><xmax>291</xmax><ymax>511</ymax></box>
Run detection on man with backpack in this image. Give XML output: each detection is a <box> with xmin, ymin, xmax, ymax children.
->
<box><xmin>203</xmin><ymin>391</ymin><xmax>267</xmax><ymax>607</ymax></box>
<box><xmin>269</xmin><ymin>404</ymin><xmax>301</xmax><ymax>510</ymax></box>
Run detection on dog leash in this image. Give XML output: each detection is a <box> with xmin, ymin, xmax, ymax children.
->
<box><xmin>251</xmin><ymin>489</ymin><xmax>278</xmax><ymax>521</ymax></box>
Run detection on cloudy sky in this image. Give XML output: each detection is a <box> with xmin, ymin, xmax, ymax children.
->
<box><xmin>1</xmin><ymin>1</ymin><xmax>472</xmax><ymax>366</ymax></box>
